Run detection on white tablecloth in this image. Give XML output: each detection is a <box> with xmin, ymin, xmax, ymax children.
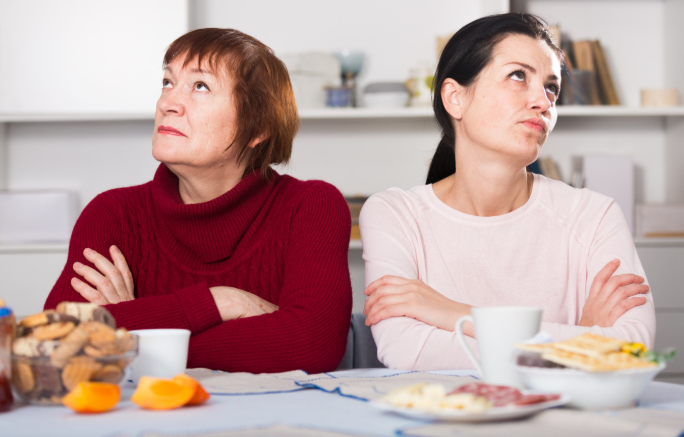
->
<box><xmin>2</xmin><ymin>369</ymin><xmax>684</xmax><ymax>437</ymax></box>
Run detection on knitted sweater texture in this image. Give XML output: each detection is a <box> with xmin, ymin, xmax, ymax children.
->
<box><xmin>45</xmin><ymin>164</ymin><xmax>352</xmax><ymax>373</ymax></box>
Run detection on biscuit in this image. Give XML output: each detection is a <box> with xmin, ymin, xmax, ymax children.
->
<box><xmin>80</xmin><ymin>321</ymin><xmax>117</xmax><ymax>348</ymax></box>
<box><xmin>50</xmin><ymin>327</ymin><xmax>90</xmax><ymax>368</ymax></box>
<box><xmin>61</xmin><ymin>356</ymin><xmax>103</xmax><ymax>391</ymax></box>
<box><xmin>32</xmin><ymin>363</ymin><xmax>65</xmax><ymax>394</ymax></box>
<box><xmin>19</xmin><ymin>312</ymin><xmax>49</xmax><ymax>328</ymax></box>
<box><xmin>12</xmin><ymin>337</ymin><xmax>57</xmax><ymax>357</ymax></box>
<box><xmin>33</xmin><ymin>322</ymin><xmax>75</xmax><ymax>341</ymax></box>
<box><xmin>56</xmin><ymin>302</ymin><xmax>116</xmax><ymax>328</ymax></box>
<box><xmin>553</xmin><ymin>333</ymin><xmax>626</xmax><ymax>358</ymax></box>
<box><xmin>93</xmin><ymin>364</ymin><xmax>123</xmax><ymax>383</ymax></box>
<box><xmin>12</xmin><ymin>360</ymin><xmax>35</xmax><ymax>393</ymax></box>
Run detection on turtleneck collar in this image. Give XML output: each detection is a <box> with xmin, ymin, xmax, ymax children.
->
<box><xmin>150</xmin><ymin>163</ymin><xmax>277</xmax><ymax>265</ymax></box>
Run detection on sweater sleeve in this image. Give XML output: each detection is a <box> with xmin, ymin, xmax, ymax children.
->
<box><xmin>361</xmin><ymin>193</ymin><xmax>473</xmax><ymax>370</ymax></box>
<box><xmin>43</xmin><ymin>192</ymin><xmax>222</xmax><ymax>335</ymax></box>
<box><xmin>539</xmin><ymin>202</ymin><xmax>656</xmax><ymax>348</ymax></box>
<box><xmin>186</xmin><ymin>182</ymin><xmax>353</xmax><ymax>374</ymax></box>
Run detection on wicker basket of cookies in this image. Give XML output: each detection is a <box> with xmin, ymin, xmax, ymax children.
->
<box><xmin>11</xmin><ymin>302</ymin><xmax>138</xmax><ymax>405</ymax></box>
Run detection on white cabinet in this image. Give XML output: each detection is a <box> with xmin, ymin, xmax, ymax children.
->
<box><xmin>0</xmin><ymin>1</ymin><xmax>188</xmax><ymax>114</ymax></box>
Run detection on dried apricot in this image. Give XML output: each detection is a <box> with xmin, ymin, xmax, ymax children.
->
<box><xmin>62</xmin><ymin>382</ymin><xmax>120</xmax><ymax>413</ymax></box>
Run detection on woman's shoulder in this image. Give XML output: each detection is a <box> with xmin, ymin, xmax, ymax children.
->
<box><xmin>536</xmin><ymin>174</ymin><xmax>620</xmax><ymax>238</ymax></box>
<box><xmin>84</xmin><ymin>181</ymin><xmax>153</xmax><ymax>213</ymax></box>
<box><xmin>275</xmin><ymin>174</ymin><xmax>348</xmax><ymax>215</ymax></box>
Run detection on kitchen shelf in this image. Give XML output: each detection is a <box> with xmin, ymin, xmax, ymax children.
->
<box><xmin>1</xmin><ymin>237</ymin><xmax>680</xmax><ymax>254</ymax></box>
<box><xmin>2</xmin><ymin>106</ymin><xmax>684</xmax><ymax>123</ymax></box>
<box><xmin>0</xmin><ymin>243</ymin><xmax>69</xmax><ymax>254</ymax></box>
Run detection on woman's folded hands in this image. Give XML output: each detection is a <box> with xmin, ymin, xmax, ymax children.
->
<box><xmin>363</xmin><ymin>275</ymin><xmax>474</xmax><ymax>336</ymax></box>
<box><xmin>71</xmin><ymin>246</ymin><xmax>279</xmax><ymax>321</ymax></box>
<box><xmin>579</xmin><ymin>259</ymin><xmax>649</xmax><ymax>328</ymax></box>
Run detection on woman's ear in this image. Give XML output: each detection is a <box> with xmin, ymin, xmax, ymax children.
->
<box><xmin>247</xmin><ymin>133</ymin><xmax>267</xmax><ymax>149</ymax></box>
<box><xmin>441</xmin><ymin>78</ymin><xmax>466</xmax><ymax>120</ymax></box>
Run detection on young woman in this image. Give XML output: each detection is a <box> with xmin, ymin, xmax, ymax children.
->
<box><xmin>44</xmin><ymin>28</ymin><xmax>352</xmax><ymax>374</ymax></box>
<box><xmin>360</xmin><ymin>14</ymin><xmax>655</xmax><ymax>370</ymax></box>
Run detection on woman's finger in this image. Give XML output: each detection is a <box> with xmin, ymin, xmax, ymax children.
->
<box><xmin>364</xmin><ymin>275</ymin><xmax>412</xmax><ymax>296</ymax></box>
<box><xmin>73</xmin><ymin>262</ymin><xmax>121</xmax><ymax>304</ymax></box>
<box><xmin>366</xmin><ymin>294</ymin><xmax>412</xmax><ymax>323</ymax></box>
<box><xmin>606</xmin><ymin>296</ymin><xmax>648</xmax><ymax>327</ymax></box>
<box><xmin>588</xmin><ymin>259</ymin><xmax>620</xmax><ymax>298</ymax></box>
<box><xmin>363</xmin><ymin>284</ymin><xmax>412</xmax><ymax>315</ymax></box>
<box><xmin>599</xmin><ymin>274</ymin><xmax>644</xmax><ymax>301</ymax></box>
<box><xmin>605</xmin><ymin>283</ymin><xmax>649</xmax><ymax>309</ymax></box>
<box><xmin>83</xmin><ymin>248</ymin><xmax>128</xmax><ymax>298</ymax></box>
<box><xmin>366</xmin><ymin>301</ymin><xmax>413</xmax><ymax>326</ymax></box>
<box><xmin>71</xmin><ymin>277</ymin><xmax>109</xmax><ymax>306</ymax></box>
<box><xmin>110</xmin><ymin>245</ymin><xmax>134</xmax><ymax>300</ymax></box>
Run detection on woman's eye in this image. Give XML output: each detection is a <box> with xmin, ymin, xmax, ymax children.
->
<box><xmin>509</xmin><ymin>70</ymin><xmax>526</xmax><ymax>82</ymax></box>
<box><xmin>546</xmin><ymin>83</ymin><xmax>560</xmax><ymax>96</ymax></box>
<box><xmin>195</xmin><ymin>82</ymin><xmax>210</xmax><ymax>92</ymax></box>
<box><xmin>162</xmin><ymin>79</ymin><xmax>172</xmax><ymax>88</ymax></box>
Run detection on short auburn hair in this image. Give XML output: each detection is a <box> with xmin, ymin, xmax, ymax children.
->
<box><xmin>163</xmin><ymin>28</ymin><xmax>299</xmax><ymax>178</ymax></box>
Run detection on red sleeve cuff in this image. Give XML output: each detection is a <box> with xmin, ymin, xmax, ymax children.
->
<box><xmin>176</xmin><ymin>282</ymin><xmax>223</xmax><ymax>334</ymax></box>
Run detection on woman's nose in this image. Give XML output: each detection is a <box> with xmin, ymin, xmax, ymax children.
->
<box><xmin>157</xmin><ymin>89</ymin><xmax>186</xmax><ymax>117</ymax></box>
<box><xmin>528</xmin><ymin>85</ymin><xmax>553</xmax><ymax>113</ymax></box>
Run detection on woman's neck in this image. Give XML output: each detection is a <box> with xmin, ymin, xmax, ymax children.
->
<box><xmin>433</xmin><ymin>141</ymin><xmax>533</xmax><ymax>217</ymax></box>
<box><xmin>167</xmin><ymin>162</ymin><xmax>247</xmax><ymax>205</ymax></box>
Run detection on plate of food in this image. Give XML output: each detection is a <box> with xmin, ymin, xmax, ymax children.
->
<box><xmin>514</xmin><ymin>332</ymin><xmax>674</xmax><ymax>409</ymax></box>
<box><xmin>370</xmin><ymin>381</ymin><xmax>569</xmax><ymax>423</ymax></box>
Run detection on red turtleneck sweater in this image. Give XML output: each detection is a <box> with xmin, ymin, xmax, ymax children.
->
<box><xmin>44</xmin><ymin>164</ymin><xmax>352</xmax><ymax>374</ymax></box>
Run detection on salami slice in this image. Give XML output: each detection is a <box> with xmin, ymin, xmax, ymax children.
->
<box><xmin>513</xmin><ymin>394</ymin><xmax>561</xmax><ymax>406</ymax></box>
<box><xmin>450</xmin><ymin>383</ymin><xmax>523</xmax><ymax>407</ymax></box>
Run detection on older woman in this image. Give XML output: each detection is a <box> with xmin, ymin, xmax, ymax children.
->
<box><xmin>44</xmin><ymin>28</ymin><xmax>352</xmax><ymax>373</ymax></box>
<box><xmin>360</xmin><ymin>13</ymin><xmax>655</xmax><ymax>370</ymax></box>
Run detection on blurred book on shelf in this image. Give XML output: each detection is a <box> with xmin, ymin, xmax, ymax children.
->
<box><xmin>346</xmin><ymin>196</ymin><xmax>368</xmax><ymax>241</ymax></box>
<box><xmin>636</xmin><ymin>204</ymin><xmax>684</xmax><ymax>238</ymax></box>
<box><xmin>558</xmin><ymin>30</ymin><xmax>620</xmax><ymax>106</ymax></box>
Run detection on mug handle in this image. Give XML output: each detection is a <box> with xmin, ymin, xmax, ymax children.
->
<box><xmin>456</xmin><ymin>315</ymin><xmax>483</xmax><ymax>376</ymax></box>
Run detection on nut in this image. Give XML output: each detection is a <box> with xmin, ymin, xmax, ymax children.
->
<box><xmin>33</xmin><ymin>322</ymin><xmax>75</xmax><ymax>341</ymax></box>
<box><xmin>50</xmin><ymin>327</ymin><xmax>90</xmax><ymax>368</ymax></box>
<box><xmin>61</xmin><ymin>356</ymin><xmax>103</xmax><ymax>391</ymax></box>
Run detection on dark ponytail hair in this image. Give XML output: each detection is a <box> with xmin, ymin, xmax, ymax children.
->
<box><xmin>426</xmin><ymin>13</ymin><xmax>562</xmax><ymax>184</ymax></box>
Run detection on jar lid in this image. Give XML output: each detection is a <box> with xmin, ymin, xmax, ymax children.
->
<box><xmin>0</xmin><ymin>307</ymin><xmax>11</xmax><ymax>317</ymax></box>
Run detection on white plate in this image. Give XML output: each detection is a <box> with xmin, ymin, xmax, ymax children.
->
<box><xmin>370</xmin><ymin>392</ymin><xmax>570</xmax><ymax>423</ymax></box>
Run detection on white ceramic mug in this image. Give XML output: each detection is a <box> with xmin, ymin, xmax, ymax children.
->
<box><xmin>129</xmin><ymin>329</ymin><xmax>191</xmax><ymax>383</ymax></box>
<box><xmin>456</xmin><ymin>307</ymin><xmax>542</xmax><ymax>388</ymax></box>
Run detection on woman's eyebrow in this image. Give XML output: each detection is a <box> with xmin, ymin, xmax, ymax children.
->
<box><xmin>505</xmin><ymin>62</ymin><xmax>558</xmax><ymax>81</ymax></box>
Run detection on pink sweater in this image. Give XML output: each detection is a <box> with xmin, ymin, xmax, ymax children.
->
<box><xmin>360</xmin><ymin>174</ymin><xmax>655</xmax><ymax>370</ymax></box>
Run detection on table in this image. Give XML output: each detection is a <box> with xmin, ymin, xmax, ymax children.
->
<box><xmin>2</xmin><ymin>369</ymin><xmax>684</xmax><ymax>437</ymax></box>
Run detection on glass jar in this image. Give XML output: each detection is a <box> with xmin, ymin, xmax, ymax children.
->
<box><xmin>0</xmin><ymin>300</ymin><xmax>14</xmax><ymax>412</ymax></box>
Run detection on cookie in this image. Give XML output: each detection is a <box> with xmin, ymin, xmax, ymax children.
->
<box><xmin>12</xmin><ymin>360</ymin><xmax>35</xmax><ymax>393</ymax></box>
<box><xmin>93</xmin><ymin>364</ymin><xmax>123</xmax><ymax>383</ymax></box>
<box><xmin>50</xmin><ymin>327</ymin><xmax>90</xmax><ymax>368</ymax></box>
<box><xmin>19</xmin><ymin>312</ymin><xmax>49</xmax><ymax>328</ymax></box>
<box><xmin>56</xmin><ymin>302</ymin><xmax>116</xmax><ymax>328</ymax></box>
<box><xmin>61</xmin><ymin>356</ymin><xmax>103</xmax><ymax>391</ymax></box>
<box><xmin>32</xmin><ymin>363</ymin><xmax>65</xmax><ymax>394</ymax></box>
<box><xmin>33</xmin><ymin>321</ymin><xmax>75</xmax><ymax>341</ymax></box>
<box><xmin>45</xmin><ymin>310</ymin><xmax>79</xmax><ymax>325</ymax></box>
<box><xmin>80</xmin><ymin>321</ymin><xmax>117</xmax><ymax>348</ymax></box>
<box><xmin>116</xmin><ymin>328</ymin><xmax>137</xmax><ymax>353</ymax></box>
<box><xmin>12</xmin><ymin>337</ymin><xmax>57</xmax><ymax>357</ymax></box>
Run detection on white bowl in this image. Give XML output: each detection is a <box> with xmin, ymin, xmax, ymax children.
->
<box><xmin>363</xmin><ymin>92</ymin><xmax>409</xmax><ymax>108</ymax></box>
<box><xmin>515</xmin><ymin>363</ymin><xmax>665</xmax><ymax>409</ymax></box>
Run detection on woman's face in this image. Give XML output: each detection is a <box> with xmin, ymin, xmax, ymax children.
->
<box><xmin>152</xmin><ymin>56</ymin><xmax>241</xmax><ymax>169</ymax></box>
<box><xmin>448</xmin><ymin>34</ymin><xmax>561</xmax><ymax>167</ymax></box>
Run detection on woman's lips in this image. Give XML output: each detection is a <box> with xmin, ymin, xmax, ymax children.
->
<box><xmin>523</xmin><ymin>119</ymin><xmax>545</xmax><ymax>133</ymax></box>
<box><xmin>158</xmin><ymin>125</ymin><xmax>186</xmax><ymax>137</ymax></box>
